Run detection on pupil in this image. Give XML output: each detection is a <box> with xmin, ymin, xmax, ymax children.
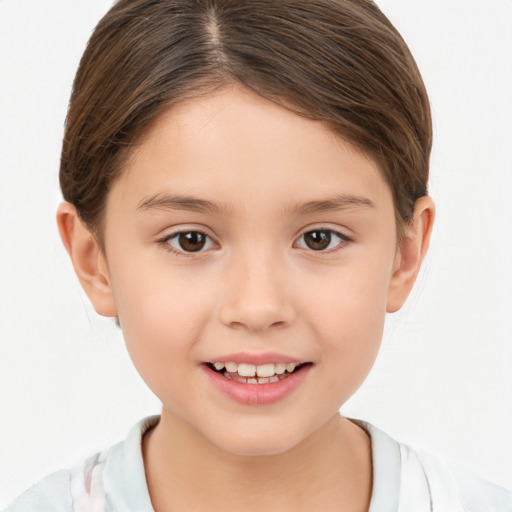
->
<box><xmin>304</xmin><ymin>230</ymin><xmax>331</xmax><ymax>250</ymax></box>
<box><xmin>179</xmin><ymin>232</ymin><xmax>206</xmax><ymax>252</ymax></box>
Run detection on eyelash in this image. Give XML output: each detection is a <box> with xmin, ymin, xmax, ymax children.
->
<box><xmin>158</xmin><ymin>230</ymin><xmax>216</xmax><ymax>257</ymax></box>
<box><xmin>295</xmin><ymin>228</ymin><xmax>352</xmax><ymax>253</ymax></box>
<box><xmin>158</xmin><ymin>228</ymin><xmax>352</xmax><ymax>256</ymax></box>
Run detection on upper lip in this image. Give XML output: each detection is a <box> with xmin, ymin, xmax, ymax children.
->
<box><xmin>204</xmin><ymin>352</ymin><xmax>307</xmax><ymax>365</ymax></box>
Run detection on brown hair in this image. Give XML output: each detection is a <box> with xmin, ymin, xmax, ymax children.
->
<box><xmin>60</xmin><ymin>0</ymin><xmax>431</xmax><ymax>239</ymax></box>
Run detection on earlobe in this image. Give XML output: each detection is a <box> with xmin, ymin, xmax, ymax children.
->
<box><xmin>386</xmin><ymin>196</ymin><xmax>435</xmax><ymax>313</ymax></box>
<box><xmin>56</xmin><ymin>202</ymin><xmax>118</xmax><ymax>317</ymax></box>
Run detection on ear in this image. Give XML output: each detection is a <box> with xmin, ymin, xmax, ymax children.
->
<box><xmin>386</xmin><ymin>196</ymin><xmax>435</xmax><ymax>313</ymax></box>
<box><xmin>56</xmin><ymin>201</ymin><xmax>118</xmax><ymax>317</ymax></box>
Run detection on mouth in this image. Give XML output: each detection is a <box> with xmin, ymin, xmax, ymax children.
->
<box><xmin>202</xmin><ymin>358</ymin><xmax>313</xmax><ymax>405</ymax></box>
<box><xmin>205</xmin><ymin>361</ymin><xmax>311</xmax><ymax>384</ymax></box>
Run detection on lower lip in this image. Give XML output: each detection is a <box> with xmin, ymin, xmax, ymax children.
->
<box><xmin>202</xmin><ymin>364</ymin><xmax>312</xmax><ymax>406</ymax></box>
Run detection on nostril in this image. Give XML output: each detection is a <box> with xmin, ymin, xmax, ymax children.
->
<box><xmin>228</xmin><ymin>321</ymin><xmax>250</xmax><ymax>331</ymax></box>
<box><xmin>225</xmin><ymin>319</ymin><xmax>288</xmax><ymax>332</ymax></box>
<box><xmin>219</xmin><ymin>293</ymin><xmax>295</xmax><ymax>332</ymax></box>
<box><xmin>218</xmin><ymin>268</ymin><xmax>294</xmax><ymax>326</ymax></box>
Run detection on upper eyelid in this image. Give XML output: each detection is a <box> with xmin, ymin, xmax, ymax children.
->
<box><xmin>159</xmin><ymin>226</ymin><xmax>220</xmax><ymax>245</ymax></box>
<box><xmin>159</xmin><ymin>225</ymin><xmax>217</xmax><ymax>240</ymax></box>
<box><xmin>296</xmin><ymin>226</ymin><xmax>352</xmax><ymax>240</ymax></box>
<box><xmin>157</xmin><ymin>226</ymin><xmax>351</xmax><ymax>249</ymax></box>
<box><xmin>159</xmin><ymin>230</ymin><xmax>218</xmax><ymax>257</ymax></box>
<box><xmin>164</xmin><ymin>228</ymin><xmax>210</xmax><ymax>238</ymax></box>
<box><xmin>293</xmin><ymin>228</ymin><xmax>353</xmax><ymax>254</ymax></box>
<box><xmin>162</xmin><ymin>230</ymin><xmax>218</xmax><ymax>247</ymax></box>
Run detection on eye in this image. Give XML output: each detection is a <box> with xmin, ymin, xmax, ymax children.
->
<box><xmin>163</xmin><ymin>231</ymin><xmax>216</xmax><ymax>253</ymax></box>
<box><xmin>295</xmin><ymin>229</ymin><xmax>348</xmax><ymax>252</ymax></box>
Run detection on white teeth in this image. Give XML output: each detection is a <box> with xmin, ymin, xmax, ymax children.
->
<box><xmin>256</xmin><ymin>363</ymin><xmax>275</xmax><ymax>378</ymax></box>
<box><xmin>212</xmin><ymin>360</ymin><xmax>303</xmax><ymax>381</ymax></box>
<box><xmin>225</xmin><ymin>373</ymin><xmax>297</xmax><ymax>384</ymax></box>
<box><xmin>238</xmin><ymin>363</ymin><xmax>256</xmax><ymax>377</ymax></box>
<box><xmin>225</xmin><ymin>362</ymin><xmax>237</xmax><ymax>372</ymax></box>
<box><xmin>274</xmin><ymin>363</ymin><xmax>287</xmax><ymax>375</ymax></box>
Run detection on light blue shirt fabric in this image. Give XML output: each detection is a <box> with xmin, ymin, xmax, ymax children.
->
<box><xmin>5</xmin><ymin>416</ymin><xmax>512</xmax><ymax>511</ymax></box>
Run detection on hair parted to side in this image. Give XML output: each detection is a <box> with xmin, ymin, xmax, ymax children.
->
<box><xmin>60</xmin><ymin>0</ymin><xmax>432</xmax><ymax>240</ymax></box>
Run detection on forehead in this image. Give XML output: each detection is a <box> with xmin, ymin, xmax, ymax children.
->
<box><xmin>111</xmin><ymin>86</ymin><xmax>393</xmax><ymax>217</ymax></box>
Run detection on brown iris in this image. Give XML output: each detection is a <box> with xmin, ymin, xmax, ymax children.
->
<box><xmin>178</xmin><ymin>232</ymin><xmax>207</xmax><ymax>252</ymax></box>
<box><xmin>303</xmin><ymin>230</ymin><xmax>332</xmax><ymax>251</ymax></box>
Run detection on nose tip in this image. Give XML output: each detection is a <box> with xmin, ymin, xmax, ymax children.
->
<box><xmin>220</xmin><ymin>294</ymin><xmax>293</xmax><ymax>332</ymax></box>
<box><xmin>219</xmin><ymin>263</ymin><xmax>294</xmax><ymax>333</ymax></box>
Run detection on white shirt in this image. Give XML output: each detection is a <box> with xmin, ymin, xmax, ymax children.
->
<box><xmin>6</xmin><ymin>416</ymin><xmax>512</xmax><ymax>511</ymax></box>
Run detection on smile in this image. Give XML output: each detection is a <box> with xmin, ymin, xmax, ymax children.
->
<box><xmin>203</xmin><ymin>358</ymin><xmax>312</xmax><ymax>405</ymax></box>
<box><xmin>206</xmin><ymin>362</ymin><xmax>306</xmax><ymax>384</ymax></box>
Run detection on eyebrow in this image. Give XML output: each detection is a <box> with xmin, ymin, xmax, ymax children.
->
<box><xmin>137</xmin><ymin>192</ymin><xmax>375</xmax><ymax>216</ymax></box>
<box><xmin>287</xmin><ymin>194</ymin><xmax>376</xmax><ymax>215</ymax></box>
<box><xmin>137</xmin><ymin>194</ymin><xmax>227</xmax><ymax>214</ymax></box>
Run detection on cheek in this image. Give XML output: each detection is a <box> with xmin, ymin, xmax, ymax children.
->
<box><xmin>108</xmin><ymin>262</ymin><xmax>214</xmax><ymax>382</ymax></box>
<box><xmin>300</xmin><ymin>255</ymin><xmax>393</xmax><ymax>385</ymax></box>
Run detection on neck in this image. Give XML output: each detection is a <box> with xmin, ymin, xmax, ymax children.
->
<box><xmin>143</xmin><ymin>410</ymin><xmax>373</xmax><ymax>512</ymax></box>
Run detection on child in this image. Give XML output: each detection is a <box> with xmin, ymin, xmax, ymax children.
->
<box><xmin>5</xmin><ymin>0</ymin><xmax>511</xmax><ymax>510</ymax></box>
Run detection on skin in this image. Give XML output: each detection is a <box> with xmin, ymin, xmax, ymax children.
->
<box><xmin>58</xmin><ymin>86</ymin><xmax>434</xmax><ymax>511</ymax></box>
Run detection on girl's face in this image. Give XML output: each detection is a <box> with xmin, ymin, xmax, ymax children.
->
<box><xmin>99</xmin><ymin>86</ymin><xmax>404</xmax><ymax>456</ymax></box>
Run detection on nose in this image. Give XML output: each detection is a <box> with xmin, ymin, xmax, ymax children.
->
<box><xmin>219</xmin><ymin>251</ymin><xmax>295</xmax><ymax>333</ymax></box>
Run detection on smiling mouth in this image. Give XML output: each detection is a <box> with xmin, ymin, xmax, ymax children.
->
<box><xmin>205</xmin><ymin>361</ymin><xmax>311</xmax><ymax>384</ymax></box>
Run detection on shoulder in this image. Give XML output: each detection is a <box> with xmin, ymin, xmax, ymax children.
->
<box><xmin>448</xmin><ymin>462</ymin><xmax>512</xmax><ymax>512</ymax></box>
<box><xmin>356</xmin><ymin>419</ymin><xmax>512</xmax><ymax>512</ymax></box>
<box><xmin>5</xmin><ymin>450</ymin><xmax>109</xmax><ymax>512</ymax></box>
<box><xmin>401</xmin><ymin>443</ymin><xmax>512</xmax><ymax>512</ymax></box>
<box><xmin>4</xmin><ymin>468</ymin><xmax>73</xmax><ymax>512</ymax></box>
<box><xmin>4</xmin><ymin>416</ymin><xmax>158</xmax><ymax>512</ymax></box>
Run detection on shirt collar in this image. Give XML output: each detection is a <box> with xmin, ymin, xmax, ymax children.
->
<box><xmin>102</xmin><ymin>416</ymin><xmax>401</xmax><ymax>512</ymax></box>
<box><xmin>351</xmin><ymin>419</ymin><xmax>402</xmax><ymax>512</ymax></box>
<box><xmin>103</xmin><ymin>415</ymin><xmax>160</xmax><ymax>512</ymax></box>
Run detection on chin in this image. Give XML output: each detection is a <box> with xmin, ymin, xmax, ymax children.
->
<box><xmin>203</xmin><ymin>422</ymin><xmax>311</xmax><ymax>458</ymax></box>
<box><xmin>217</xmin><ymin>438</ymin><xmax>299</xmax><ymax>458</ymax></box>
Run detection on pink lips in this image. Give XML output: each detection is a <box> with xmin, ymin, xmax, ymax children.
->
<box><xmin>202</xmin><ymin>355</ymin><xmax>312</xmax><ymax>406</ymax></box>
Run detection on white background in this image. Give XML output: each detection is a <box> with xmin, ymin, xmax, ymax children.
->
<box><xmin>0</xmin><ymin>0</ymin><xmax>511</xmax><ymax>506</ymax></box>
